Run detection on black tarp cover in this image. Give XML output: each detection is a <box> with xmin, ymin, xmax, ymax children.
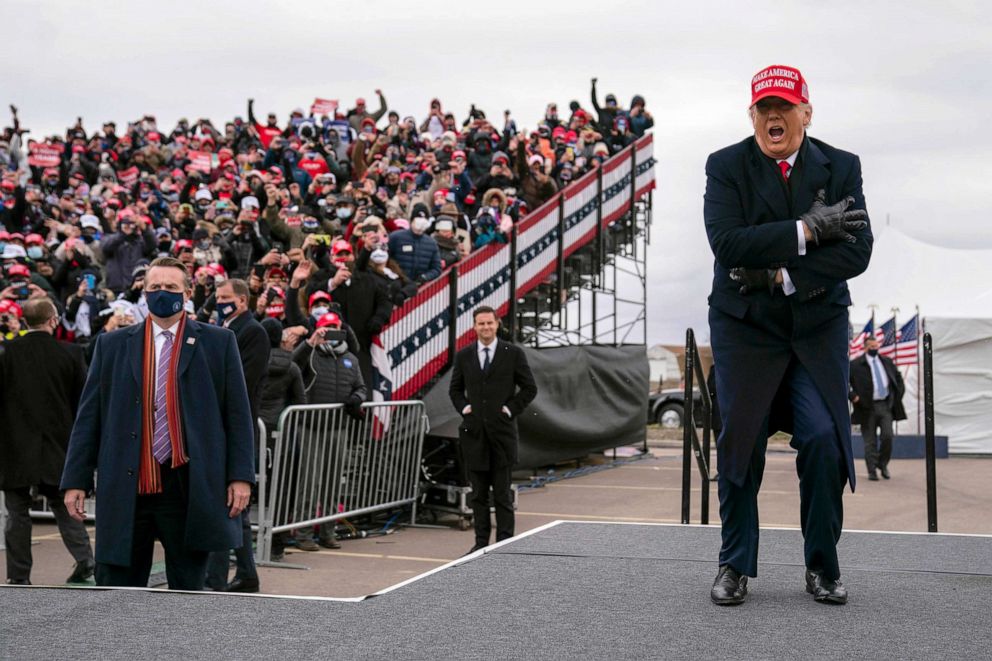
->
<box><xmin>422</xmin><ymin>345</ymin><xmax>649</xmax><ymax>469</ymax></box>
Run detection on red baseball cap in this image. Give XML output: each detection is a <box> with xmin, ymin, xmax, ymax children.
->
<box><xmin>751</xmin><ymin>65</ymin><xmax>808</xmax><ymax>106</ymax></box>
<box><xmin>331</xmin><ymin>240</ymin><xmax>352</xmax><ymax>255</ymax></box>
<box><xmin>308</xmin><ymin>290</ymin><xmax>332</xmax><ymax>308</ymax></box>
<box><xmin>6</xmin><ymin>263</ymin><xmax>31</xmax><ymax>278</ymax></box>
<box><xmin>0</xmin><ymin>299</ymin><xmax>23</xmax><ymax>318</ymax></box>
<box><xmin>24</xmin><ymin>233</ymin><xmax>44</xmax><ymax>246</ymax></box>
<box><xmin>315</xmin><ymin>311</ymin><xmax>342</xmax><ymax>328</ymax></box>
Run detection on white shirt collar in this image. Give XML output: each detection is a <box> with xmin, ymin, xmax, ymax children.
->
<box><xmin>152</xmin><ymin>320</ymin><xmax>181</xmax><ymax>340</ymax></box>
<box><xmin>478</xmin><ymin>338</ymin><xmax>498</xmax><ymax>353</ymax></box>
<box><xmin>776</xmin><ymin>150</ymin><xmax>799</xmax><ymax>168</ymax></box>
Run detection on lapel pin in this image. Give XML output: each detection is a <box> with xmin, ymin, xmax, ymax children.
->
<box><xmin>187</xmin><ymin>337</ymin><xmax>196</xmax><ymax>345</ymax></box>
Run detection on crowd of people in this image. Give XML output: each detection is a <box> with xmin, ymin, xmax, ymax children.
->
<box><xmin>0</xmin><ymin>80</ymin><xmax>651</xmax><ymax>379</ymax></box>
<box><xmin>1</xmin><ymin>82</ymin><xmax>651</xmax><ymax>586</ymax></box>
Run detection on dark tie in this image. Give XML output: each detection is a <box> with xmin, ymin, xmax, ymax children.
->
<box><xmin>778</xmin><ymin>161</ymin><xmax>790</xmax><ymax>181</ymax></box>
<box><xmin>152</xmin><ymin>330</ymin><xmax>174</xmax><ymax>464</ymax></box>
<box><xmin>482</xmin><ymin>347</ymin><xmax>491</xmax><ymax>374</ymax></box>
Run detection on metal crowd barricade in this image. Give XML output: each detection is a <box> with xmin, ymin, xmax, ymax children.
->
<box><xmin>257</xmin><ymin>401</ymin><xmax>428</xmax><ymax>563</ymax></box>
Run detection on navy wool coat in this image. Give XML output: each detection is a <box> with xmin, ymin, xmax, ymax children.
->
<box><xmin>61</xmin><ymin>319</ymin><xmax>256</xmax><ymax>566</ymax></box>
<box><xmin>704</xmin><ymin>135</ymin><xmax>873</xmax><ymax>490</ymax></box>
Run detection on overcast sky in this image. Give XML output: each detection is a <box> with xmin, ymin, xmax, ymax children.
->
<box><xmin>8</xmin><ymin>0</ymin><xmax>991</xmax><ymax>343</ymax></box>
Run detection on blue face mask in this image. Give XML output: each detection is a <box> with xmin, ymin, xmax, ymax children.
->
<box><xmin>145</xmin><ymin>289</ymin><xmax>185</xmax><ymax>318</ymax></box>
<box><xmin>27</xmin><ymin>246</ymin><xmax>44</xmax><ymax>260</ymax></box>
<box><xmin>216</xmin><ymin>302</ymin><xmax>236</xmax><ymax>325</ymax></box>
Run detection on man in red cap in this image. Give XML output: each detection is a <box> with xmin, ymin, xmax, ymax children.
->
<box><xmin>347</xmin><ymin>89</ymin><xmax>388</xmax><ymax>134</ymax></box>
<box><xmin>704</xmin><ymin>65</ymin><xmax>871</xmax><ymax>606</ymax></box>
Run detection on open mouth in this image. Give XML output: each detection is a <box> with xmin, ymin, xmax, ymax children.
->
<box><xmin>768</xmin><ymin>126</ymin><xmax>785</xmax><ymax>142</ymax></box>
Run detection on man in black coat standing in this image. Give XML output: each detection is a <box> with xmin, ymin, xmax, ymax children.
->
<box><xmin>849</xmin><ymin>336</ymin><xmax>906</xmax><ymax>481</ymax></box>
<box><xmin>704</xmin><ymin>65</ymin><xmax>871</xmax><ymax>606</ymax></box>
<box><xmin>449</xmin><ymin>306</ymin><xmax>537</xmax><ymax>554</ymax></box>
<box><xmin>205</xmin><ymin>278</ymin><xmax>270</xmax><ymax>592</ymax></box>
<box><xmin>1</xmin><ymin>298</ymin><xmax>95</xmax><ymax>584</ymax></box>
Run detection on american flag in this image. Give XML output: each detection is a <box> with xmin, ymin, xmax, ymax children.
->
<box><xmin>894</xmin><ymin>314</ymin><xmax>919</xmax><ymax>366</ymax></box>
<box><xmin>877</xmin><ymin>317</ymin><xmax>898</xmax><ymax>358</ymax></box>
<box><xmin>369</xmin><ymin>335</ymin><xmax>393</xmax><ymax>439</ymax></box>
<box><xmin>849</xmin><ymin>318</ymin><xmax>874</xmax><ymax>358</ymax></box>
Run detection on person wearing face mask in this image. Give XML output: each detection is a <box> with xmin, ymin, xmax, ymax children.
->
<box><xmin>313</xmin><ymin>240</ymin><xmax>392</xmax><ymax>391</ymax></box>
<box><xmin>363</xmin><ymin>244</ymin><xmax>417</xmax><ymax>306</ymax></box>
<box><xmin>23</xmin><ymin>233</ymin><xmax>46</xmax><ymax>261</ymax></box>
<box><xmin>284</xmin><ymin>259</ymin><xmax>362</xmax><ymax>355</ymax></box>
<box><xmin>61</xmin><ymin>257</ymin><xmax>256</xmax><ymax>591</ymax></box>
<box><xmin>291</xmin><ymin>310</ymin><xmax>366</xmax><ymax>549</ymax></box>
<box><xmin>101</xmin><ymin>213</ymin><xmax>156</xmax><ymax>294</ymax></box>
<box><xmin>205</xmin><ymin>278</ymin><xmax>269</xmax><ymax>593</ymax></box>
<box><xmin>388</xmin><ymin>214</ymin><xmax>441</xmax><ymax>284</ymax></box>
<box><xmin>849</xmin><ymin>336</ymin><xmax>906</xmax><ymax>481</ymax></box>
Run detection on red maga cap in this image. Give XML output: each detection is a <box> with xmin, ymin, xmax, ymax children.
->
<box><xmin>316</xmin><ymin>311</ymin><xmax>342</xmax><ymax>328</ymax></box>
<box><xmin>751</xmin><ymin>65</ymin><xmax>808</xmax><ymax>106</ymax></box>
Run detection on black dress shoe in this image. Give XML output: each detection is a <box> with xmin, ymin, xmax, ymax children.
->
<box><xmin>66</xmin><ymin>559</ymin><xmax>95</xmax><ymax>584</ymax></box>
<box><xmin>867</xmin><ymin>471</ymin><xmax>879</xmax><ymax>481</ymax></box>
<box><xmin>879</xmin><ymin>465</ymin><xmax>891</xmax><ymax>479</ymax></box>
<box><xmin>223</xmin><ymin>577</ymin><xmax>260</xmax><ymax>593</ymax></box>
<box><xmin>805</xmin><ymin>570</ymin><xmax>847</xmax><ymax>604</ymax></box>
<box><xmin>463</xmin><ymin>544</ymin><xmax>488</xmax><ymax>557</ymax></box>
<box><xmin>6</xmin><ymin>578</ymin><xmax>31</xmax><ymax>585</ymax></box>
<box><xmin>711</xmin><ymin>565</ymin><xmax>747</xmax><ymax>605</ymax></box>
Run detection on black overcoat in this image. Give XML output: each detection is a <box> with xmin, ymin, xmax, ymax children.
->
<box><xmin>849</xmin><ymin>353</ymin><xmax>907</xmax><ymax>425</ymax></box>
<box><xmin>60</xmin><ymin>320</ymin><xmax>257</xmax><ymax>566</ymax></box>
<box><xmin>449</xmin><ymin>340</ymin><xmax>538</xmax><ymax>471</ymax></box>
<box><xmin>704</xmin><ymin>135</ymin><xmax>873</xmax><ymax>490</ymax></box>
<box><xmin>0</xmin><ymin>333</ymin><xmax>87</xmax><ymax>490</ymax></box>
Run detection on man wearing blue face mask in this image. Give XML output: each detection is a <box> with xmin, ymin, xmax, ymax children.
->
<box><xmin>62</xmin><ymin>257</ymin><xmax>256</xmax><ymax>590</ymax></box>
<box><xmin>206</xmin><ymin>278</ymin><xmax>269</xmax><ymax>592</ymax></box>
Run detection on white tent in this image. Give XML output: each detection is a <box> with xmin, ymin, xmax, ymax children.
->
<box><xmin>849</xmin><ymin>228</ymin><xmax>992</xmax><ymax>453</ymax></box>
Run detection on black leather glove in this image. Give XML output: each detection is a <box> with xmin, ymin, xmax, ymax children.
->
<box><xmin>729</xmin><ymin>267</ymin><xmax>775</xmax><ymax>295</ymax></box>
<box><xmin>344</xmin><ymin>395</ymin><xmax>365</xmax><ymax>420</ymax></box>
<box><xmin>799</xmin><ymin>189</ymin><xmax>868</xmax><ymax>246</ymax></box>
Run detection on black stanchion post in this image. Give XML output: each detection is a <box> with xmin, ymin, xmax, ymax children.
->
<box><xmin>923</xmin><ymin>332</ymin><xmax>938</xmax><ymax>532</ymax></box>
<box><xmin>508</xmin><ymin>226</ymin><xmax>518</xmax><ymax>341</ymax></box>
<box><xmin>681</xmin><ymin>329</ymin><xmax>695</xmax><ymax>525</ymax></box>
<box><xmin>556</xmin><ymin>194</ymin><xmax>565</xmax><ymax>319</ymax></box>
<box><xmin>700</xmin><ymin>392</ymin><xmax>711</xmax><ymax>526</ymax></box>
<box><xmin>447</xmin><ymin>268</ymin><xmax>459</xmax><ymax>366</ymax></box>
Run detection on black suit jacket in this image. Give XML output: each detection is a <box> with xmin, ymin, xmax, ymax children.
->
<box><xmin>849</xmin><ymin>353</ymin><xmax>907</xmax><ymax>425</ymax></box>
<box><xmin>449</xmin><ymin>340</ymin><xmax>538</xmax><ymax>471</ymax></box>
<box><xmin>0</xmin><ymin>332</ymin><xmax>87</xmax><ymax>490</ymax></box>
<box><xmin>704</xmin><ymin>135</ymin><xmax>873</xmax><ymax>489</ymax></box>
<box><xmin>228</xmin><ymin>311</ymin><xmax>271</xmax><ymax>422</ymax></box>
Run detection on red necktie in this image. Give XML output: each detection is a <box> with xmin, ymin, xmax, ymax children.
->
<box><xmin>778</xmin><ymin>161</ymin><xmax>791</xmax><ymax>181</ymax></box>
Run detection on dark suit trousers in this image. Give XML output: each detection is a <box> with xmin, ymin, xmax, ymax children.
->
<box><xmin>95</xmin><ymin>464</ymin><xmax>208</xmax><ymax>591</ymax></box>
<box><xmin>467</xmin><ymin>433</ymin><xmax>514</xmax><ymax>546</ymax></box>
<box><xmin>861</xmin><ymin>400</ymin><xmax>894</xmax><ymax>472</ymax></box>
<box><xmin>205</xmin><ymin>505</ymin><xmax>257</xmax><ymax>588</ymax></box>
<box><xmin>718</xmin><ymin>361</ymin><xmax>846</xmax><ymax>581</ymax></box>
<box><xmin>4</xmin><ymin>484</ymin><xmax>93</xmax><ymax>582</ymax></box>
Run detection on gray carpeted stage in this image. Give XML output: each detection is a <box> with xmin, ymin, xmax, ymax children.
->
<box><xmin>2</xmin><ymin>522</ymin><xmax>989</xmax><ymax>660</ymax></box>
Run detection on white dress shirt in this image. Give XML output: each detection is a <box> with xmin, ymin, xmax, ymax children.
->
<box><xmin>775</xmin><ymin>150</ymin><xmax>806</xmax><ymax>296</ymax></box>
<box><xmin>478</xmin><ymin>338</ymin><xmax>498</xmax><ymax>370</ymax></box>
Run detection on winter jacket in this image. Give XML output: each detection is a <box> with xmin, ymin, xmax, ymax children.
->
<box><xmin>100</xmin><ymin>229</ymin><xmax>156</xmax><ymax>292</ymax></box>
<box><xmin>388</xmin><ymin>229</ymin><xmax>442</xmax><ymax>283</ymax></box>
<box><xmin>293</xmin><ymin>342</ymin><xmax>366</xmax><ymax>405</ymax></box>
<box><xmin>259</xmin><ymin>347</ymin><xmax>306</xmax><ymax>431</ymax></box>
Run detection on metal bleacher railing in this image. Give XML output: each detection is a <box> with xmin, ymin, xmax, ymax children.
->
<box><xmin>379</xmin><ymin>134</ymin><xmax>656</xmax><ymax>400</ymax></box>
